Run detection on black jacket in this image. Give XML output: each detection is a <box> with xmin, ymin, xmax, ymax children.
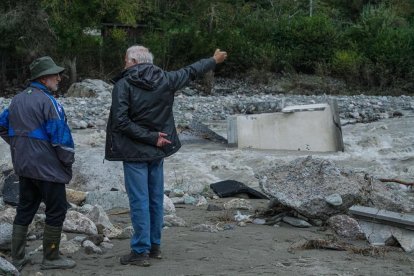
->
<box><xmin>105</xmin><ymin>58</ymin><xmax>216</xmax><ymax>162</ymax></box>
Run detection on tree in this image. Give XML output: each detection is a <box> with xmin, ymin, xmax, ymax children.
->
<box><xmin>0</xmin><ymin>0</ymin><xmax>55</xmax><ymax>91</ymax></box>
<box><xmin>40</xmin><ymin>0</ymin><xmax>154</xmax><ymax>84</ymax></box>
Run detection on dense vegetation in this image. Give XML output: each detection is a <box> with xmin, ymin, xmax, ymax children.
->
<box><xmin>1</xmin><ymin>0</ymin><xmax>413</xmax><ymax>95</ymax></box>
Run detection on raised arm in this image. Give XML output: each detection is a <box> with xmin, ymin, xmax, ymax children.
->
<box><xmin>167</xmin><ymin>49</ymin><xmax>228</xmax><ymax>92</ymax></box>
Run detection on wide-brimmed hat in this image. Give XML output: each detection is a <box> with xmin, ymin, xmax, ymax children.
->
<box><xmin>29</xmin><ymin>56</ymin><xmax>65</xmax><ymax>80</ymax></box>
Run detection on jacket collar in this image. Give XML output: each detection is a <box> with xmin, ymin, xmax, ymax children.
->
<box><xmin>29</xmin><ymin>81</ymin><xmax>51</xmax><ymax>94</ymax></box>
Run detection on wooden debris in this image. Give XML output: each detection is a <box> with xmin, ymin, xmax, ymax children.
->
<box><xmin>379</xmin><ymin>178</ymin><xmax>414</xmax><ymax>186</ymax></box>
<box><xmin>294</xmin><ymin>239</ymin><xmax>347</xmax><ymax>251</ymax></box>
<box><xmin>291</xmin><ymin>239</ymin><xmax>401</xmax><ymax>257</ymax></box>
<box><xmin>108</xmin><ymin>209</ymin><xmax>130</xmax><ymax>215</ymax></box>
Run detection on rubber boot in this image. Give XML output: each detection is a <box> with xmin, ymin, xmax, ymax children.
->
<box><xmin>41</xmin><ymin>225</ymin><xmax>76</xmax><ymax>270</ymax></box>
<box><xmin>11</xmin><ymin>224</ymin><xmax>30</xmax><ymax>271</ymax></box>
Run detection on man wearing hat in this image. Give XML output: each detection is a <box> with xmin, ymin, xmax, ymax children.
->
<box><xmin>0</xmin><ymin>56</ymin><xmax>76</xmax><ymax>270</ymax></box>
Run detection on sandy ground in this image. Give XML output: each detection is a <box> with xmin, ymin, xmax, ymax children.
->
<box><xmin>18</xmin><ymin>197</ymin><xmax>414</xmax><ymax>276</ymax></box>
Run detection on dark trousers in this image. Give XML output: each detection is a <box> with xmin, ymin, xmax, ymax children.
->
<box><xmin>14</xmin><ymin>176</ymin><xmax>68</xmax><ymax>227</ymax></box>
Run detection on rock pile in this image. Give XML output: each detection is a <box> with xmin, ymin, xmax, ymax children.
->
<box><xmin>1</xmin><ymin>78</ymin><xmax>413</xmax><ymax>132</ymax></box>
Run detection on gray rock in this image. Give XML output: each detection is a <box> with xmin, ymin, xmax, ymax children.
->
<box><xmin>170</xmin><ymin>189</ymin><xmax>185</xmax><ymax>197</ymax></box>
<box><xmin>196</xmin><ymin>196</ymin><xmax>208</xmax><ymax>206</ymax></box>
<box><xmin>170</xmin><ymin>197</ymin><xmax>185</xmax><ymax>204</ymax></box>
<box><xmin>222</xmin><ymin>224</ymin><xmax>236</xmax><ymax>230</ymax></box>
<box><xmin>63</xmin><ymin>210</ymin><xmax>98</xmax><ymax>235</ymax></box>
<box><xmin>163</xmin><ymin>215</ymin><xmax>186</xmax><ymax>227</ymax></box>
<box><xmin>0</xmin><ymin>222</ymin><xmax>12</xmax><ymax>250</ymax></box>
<box><xmin>369</xmin><ymin>188</ymin><xmax>413</xmax><ymax>213</ymax></box>
<box><xmin>0</xmin><ymin>208</ymin><xmax>16</xmax><ymax>250</ymax></box>
<box><xmin>0</xmin><ymin>257</ymin><xmax>19</xmax><ymax>276</ymax></box>
<box><xmin>100</xmin><ymin>241</ymin><xmax>114</xmax><ymax>250</ymax></box>
<box><xmin>66</xmin><ymin>79</ymin><xmax>112</xmax><ymax>98</ymax></box>
<box><xmin>70</xmin><ymin>147</ymin><xmax>124</xmax><ymax>193</ymax></box>
<box><xmin>78</xmin><ymin>204</ymin><xmax>95</xmax><ymax>214</ymax></box>
<box><xmin>60</xmin><ymin>240</ymin><xmax>81</xmax><ymax>254</ymax></box>
<box><xmin>325</xmin><ymin>193</ymin><xmax>343</xmax><ymax>206</ymax></box>
<box><xmin>2</xmin><ymin>171</ymin><xmax>19</xmax><ymax>206</ymax></box>
<box><xmin>82</xmin><ymin>239</ymin><xmax>103</xmax><ymax>254</ymax></box>
<box><xmin>183</xmin><ymin>195</ymin><xmax>197</xmax><ymax>205</ymax></box>
<box><xmin>119</xmin><ymin>226</ymin><xmax>134</xmax><ymax>239</ymax></box>
<box><xmin>164</xmin><ymin>195</ymin><xmax>176</xmax><ymax>214</ymax></box>
<box><xmin>327</xmin><ymin>215</ymin><xmax>364</xmax><ymax>239</ymax></box>
<box><xmin>282</xmin><ymin>216</ymin><xmax>312</xmax><ymax>228</ymax></box>
<box><xmin>72</xmin><ymin>120</ymin><xmax>88</xmax><ymax>129</ymax></box>
<box><xmin>86</xmin><ymin>205</ymin><xmax>114</xmax><ymax>232</ymax></box>
<box><xmin>252</xmin><ymin>218</ymin><xmax>266</xmax><ymax>225</ymax></box>
<box><xmin>95</xmin><ymin>119</ymin><xmax>106</xmax><ymax>126</ymax></box>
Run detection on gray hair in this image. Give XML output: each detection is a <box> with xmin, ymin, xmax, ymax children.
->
<box><xmin>126</xmin><ymin>45</ymin><xmax>154</xmax><ymax>64</ymax></box>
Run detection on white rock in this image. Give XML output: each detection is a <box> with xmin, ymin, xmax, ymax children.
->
<box><xmin>63</xmin><ymin>210</ymin><xmax>98</xmax><ymax>235</ymax></box>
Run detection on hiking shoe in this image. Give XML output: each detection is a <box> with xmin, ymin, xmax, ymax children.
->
<box><xmin>149</xmin><ymin>244</ymin><xmax>162</xmax><ymax>259</ymax></box>
<box><xmin>120</xmin><ymin>251</ymin><xmax>150</xmax><ymax>266</ymax></box>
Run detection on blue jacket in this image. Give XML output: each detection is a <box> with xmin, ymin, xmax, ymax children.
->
<box><xmin>0</xmin><ymin>82</ymin><xmax>74</xmax><ymax>184</ymax></box>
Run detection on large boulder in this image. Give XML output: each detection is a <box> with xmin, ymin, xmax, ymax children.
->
<box><xmin>2</xmin><ymin>170</ymin><xmax>19</xmax><ymax>206</ymax></box>
<box><xmin>85</xmin><ymin>190</ymin><xmax>129</xmax><ymax>211</ymax></box>
<box><xmin>66</xmin><ymin>79</ymin><xmax>112</xmax><ymax>98</ymax></box>
<box><xmin>0</xmin><ymin>208</ymin><xmax>15</xmax><ymax>250</ymax></box>
<box><xmin>69</xmin><ymin>143</ymin><xmax>124</xmax><ymax>193</ymax></box>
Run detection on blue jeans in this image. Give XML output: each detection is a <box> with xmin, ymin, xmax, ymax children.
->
<box><xmin>123</xmin><ymin>159</ymin><xmax>164</xmax><ymax>254</ymax></box>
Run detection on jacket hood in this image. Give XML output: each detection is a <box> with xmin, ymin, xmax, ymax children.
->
<box><xmin>119</xmin><ymin>63</ymin><xmax>163</xmax><ymax>90</ymax></box>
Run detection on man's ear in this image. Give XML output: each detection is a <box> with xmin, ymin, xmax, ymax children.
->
<box><xmin>38</xmin><ymin>76</ymin><xmax>47</xmax><ymax>85</ymax></box>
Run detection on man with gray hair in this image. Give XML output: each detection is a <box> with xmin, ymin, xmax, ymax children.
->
<box><xmin>105</xmin><ymin>45</ymin><xmax>227</xmax><ymax>266</ymax></box>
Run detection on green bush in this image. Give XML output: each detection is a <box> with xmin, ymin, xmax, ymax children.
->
<box><xmin>343</xmin><ymin>4</ymin><xmax>414</xmax><ymax>86</ymax></box>
<box><xmin>272</xmin><ymin>15</ymin><xmax>338</xmax><ymax>73</ymax></box>
<box><xmin>331</xmin><ymin>49</ymin><xmax>364</xmax><ymax>80</ymax></box>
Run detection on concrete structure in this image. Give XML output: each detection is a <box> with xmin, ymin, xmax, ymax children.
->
<box><xmin>227</xmin><ymin>101</ymin><xmax>344</xmax><ymax>152</ymax></box>
<box><xmin>349</xmin><ymin>205</ymin><xmax>414</xmax><ymax>252</ymax></box>
<box><xmin>349</xmin><ymin>205</ymin><xmax>414</xmax><ymax>230</ymax></box>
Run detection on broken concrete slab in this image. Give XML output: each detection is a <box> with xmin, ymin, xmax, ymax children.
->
<box><xmin>258</xmin><ymin>157</ymin><xmax>413</xmax><ymax>220</ymax></box>
<box><xmin>358</xmin><ymin>220</ymin><xmax>414</xmax><ymax>252</ymax></box>
<box><xmin>258</xmin><ymin>156</ymin><xmax>367</xmax><ymax>219</ymax></box>
<box><xmin>349</xmin><ymin>205</ymin><xmax>414</xmax><ymax>230</ymax></box>
<box><xmin>227</xmin><ymin>101</ymin><xmax>343</xmax><ymax>152</ymax></box>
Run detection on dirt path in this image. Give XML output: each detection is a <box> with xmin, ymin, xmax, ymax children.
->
<box><xmin>20</xmin><ymin>198</ymin><xmax>413</xmax><ymax>276</ymax></box>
